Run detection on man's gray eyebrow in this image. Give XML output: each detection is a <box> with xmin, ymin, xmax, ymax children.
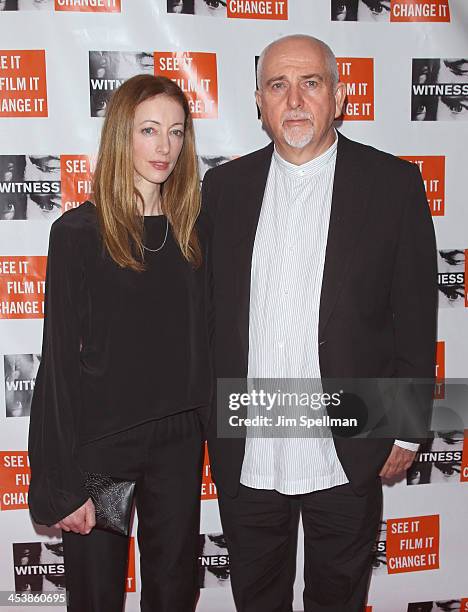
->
<box><xmin>265</xmin><ymin>73</ymin><xmax>324</xmax><ymax>85</ymax></box>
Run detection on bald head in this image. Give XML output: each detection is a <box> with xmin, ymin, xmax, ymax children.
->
<box><xmin>257</xmin><ymin>35</ymin><xmax>339</xmax><ymax>91</ymax></box>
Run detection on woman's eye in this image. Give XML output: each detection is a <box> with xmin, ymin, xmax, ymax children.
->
<box><xmin>171</xmin><ymin>129</ymin><xmax>184</xmax><ymax>137</ymax></box>
<box><xmin>142</xmin><ymin>127</ymin><xmax>154</xmax><ymax>135</ymax></box>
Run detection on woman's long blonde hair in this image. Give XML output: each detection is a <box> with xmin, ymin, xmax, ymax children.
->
<box><xmin>92</xmin><ymin>74</ymin><xmax>201</xmax><ymax>271</ymax></box>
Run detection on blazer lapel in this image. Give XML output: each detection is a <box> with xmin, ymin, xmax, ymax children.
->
<box><xmin>236</xmin><ymin>143</ymin><xmax>273</xmax><ymax>371</ymax></box>
<box><xmin>318</xmin><ymin>133</ymin><xmax>373</xmax><ymax>339</ymax></box>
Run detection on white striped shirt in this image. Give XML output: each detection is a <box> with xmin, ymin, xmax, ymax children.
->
<box><xmin>240</xmin><ymin>135</ymin><xmax>349</xmax><ymax>495</ymax></box>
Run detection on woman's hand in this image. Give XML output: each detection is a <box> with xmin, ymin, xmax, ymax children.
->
<box><xmin>53</xmin><ymin>498</ymin><xmax>96</xmax><ymax>535</ymax></box>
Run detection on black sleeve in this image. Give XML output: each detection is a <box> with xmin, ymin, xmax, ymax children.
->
<box><xmin>196</xmin><ymin>169</ymin><xmax>217</xmax><ymax>433</ymax></box>
<box><xmin>390</xmin><ymin>163</ymin><xmax>438</xmax><ymax>442</ymax></box>
<box><xmin>200</xmin><ymin>168</ymin><xmax>220</xmax><ymax>348</ymax></box>
<box><xmin>28</xmin><ymin>219</ymin><xmax>88</xmax><ymax>526</ymax></box>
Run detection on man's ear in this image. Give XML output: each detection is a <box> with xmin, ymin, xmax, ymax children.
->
<box><xmin>334</xmin><ymin>81</ymin><xmax>347</xmax><ymax>119</ymax></box>
<box><xmin>255</xmin><ymin>89</ymin><xmax>262</xmax><ymax>116</ymax></box>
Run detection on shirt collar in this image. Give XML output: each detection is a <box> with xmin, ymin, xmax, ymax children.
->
<box><xmin>273</xmin><ymin>130</ymin><xmax>338</xmax><ymax>179</ymax></box>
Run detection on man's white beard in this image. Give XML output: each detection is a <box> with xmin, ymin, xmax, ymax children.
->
<box><xmin>283</xmin><ymin>125</ymin><xmax>315</xmax><ymax>149</ymax></box>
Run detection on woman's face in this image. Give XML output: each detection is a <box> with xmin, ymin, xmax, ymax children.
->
<box><xmin>132</xmin><ymin>94</ymin><xmax>186</xmax><ymax>189</ymax></box>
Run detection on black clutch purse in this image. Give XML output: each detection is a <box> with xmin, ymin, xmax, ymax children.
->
<box><xmin>84</xmin><ymin>472</ymin><xmax>136</xmax><ymax>536</ymax></box>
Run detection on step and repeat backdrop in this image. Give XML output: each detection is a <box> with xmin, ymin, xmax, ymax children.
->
<box><xmin>0</xmin><ymin>1</ymin><xmax>467</xmax><ymax>611</ymax></box>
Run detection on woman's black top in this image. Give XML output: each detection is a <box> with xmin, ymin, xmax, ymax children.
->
<box><xmin>28</xmin><ymin>201</ymin><xmax>211</xmax><ymax>526</ymax></box>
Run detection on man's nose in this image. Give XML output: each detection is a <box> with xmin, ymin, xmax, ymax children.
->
<box><xmin>286</xmin><ymin>83</ymin><xmax>303</xmax><ymax>109</ymax></box>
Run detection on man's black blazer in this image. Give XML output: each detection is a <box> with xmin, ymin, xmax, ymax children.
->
<box><xmin>201</xmin><ymin>132</ymin><xmax>438</xmax><ymax>497</ymax></box>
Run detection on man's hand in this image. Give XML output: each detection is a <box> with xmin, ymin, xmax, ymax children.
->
<box><xmin>53</xmin><ymin>498</ymin><xmax>96</xmax><ymax>535</ymax></box>
<box><xmin>379</xmin><ymin>445</ymin><xmax>417</xmax><ymax>479</ymax></box>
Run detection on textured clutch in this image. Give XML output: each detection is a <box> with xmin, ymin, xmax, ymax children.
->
<box><xmin>84</xmin><ymin>472</ymin><xmax>136</xmax><ymax>536</ymax></box>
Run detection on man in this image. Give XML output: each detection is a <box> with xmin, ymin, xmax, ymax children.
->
<box><xmin>201</xmin><ymin>35</ymin><xmax>437</xmax><ymax>611</ymax></box>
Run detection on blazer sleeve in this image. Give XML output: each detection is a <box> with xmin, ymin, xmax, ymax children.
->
<box><xmin>28</xmin><ymin>219</ymin><xmax>89</xmax><ymax>526</ymax></box>
<box><xmin>390</xmin><ymin>162</ymin><xmax>438</xmax><ymax>442</ymax></box>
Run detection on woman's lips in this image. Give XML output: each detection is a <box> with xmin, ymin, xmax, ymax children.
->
<box><xmin>150</xmin><ymin>161</ymin><xmax>170</xmax><ymax>171</ymax></box>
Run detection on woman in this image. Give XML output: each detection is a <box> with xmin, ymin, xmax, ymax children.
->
<box><xmin>28</xmin><ymin>74</ymin><xmax>211</xmax><ymax>612</ymax></box>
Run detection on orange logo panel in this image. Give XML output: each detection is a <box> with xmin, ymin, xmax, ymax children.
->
<box><xmin>0</xmin><ymin>452</ymin><xmax>30</xmax><ymax>511</ymax></box>
<box><xmin>461</xmin><ymin>430</ymin><xmax>468</xmax><ymax>483</ymax></box>
<box><xmin>460</xmin><ymin>599</ymin><xmax>468</xmax><ymax>612</ymax></box>
<box><xmin>201</xmin><ymin>443</ymin><xmax>217</xmax><ymax>500</ymax></box>
<box><xmin>126</xmin><ymin>537</ymin><xmax>136</xmax><ymax>592</ymax></box>
<box><xmin>154</xmin><ymin>52</ymin><xmax>218</xmax><ymax>119</ymax></box>
<box><xmin>60</xmin><ymin>155</ymin><xmax>94</xmax><ymax>213</ymax></box>
<box><xmin>434</xmin><ymin>341</ymin><xmax>445</xmax><ymax>400</ymax></box>
<box><xmin>337</xmin><ymin>58</ymin><xmax>374</xmax><ymax>121</ymax></box>
<box><xmin>0</xmin><ymin>51</ymin><xmax>48</xmax><ymax>117</ymax></box>
<box><xmin>386</xmin><ymin>515</ymin><xmax>439</xmax><ymax>574</ymax></box>
<box><xmin>391</xmin><ymin>0</ymin><xmax>450</xmax><ymax>22</ymax></box>
<box><xmin>55</xmin><ymin>0</ymin><xmax>121</xmax><ymax>11</ymax></box>
<box><xmin>227</xmin><ymin>0</ymin><xmax>287</xmax><ymax>19</ymax></box>
<box><xmin>0</xmin><ymin>256</ymin><xmax>47</xmax><ymax>320</ymax></box>
<box><xmin>400</xmin><ymin>156</ymin><xmax>445</xmax><ymax>216</ymax></box>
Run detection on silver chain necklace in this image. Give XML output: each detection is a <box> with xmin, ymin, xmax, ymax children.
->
<box><xmin>142</xmin><ymin>216</ymin><xmax>169</xmax><ymax>253</ymax></box>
